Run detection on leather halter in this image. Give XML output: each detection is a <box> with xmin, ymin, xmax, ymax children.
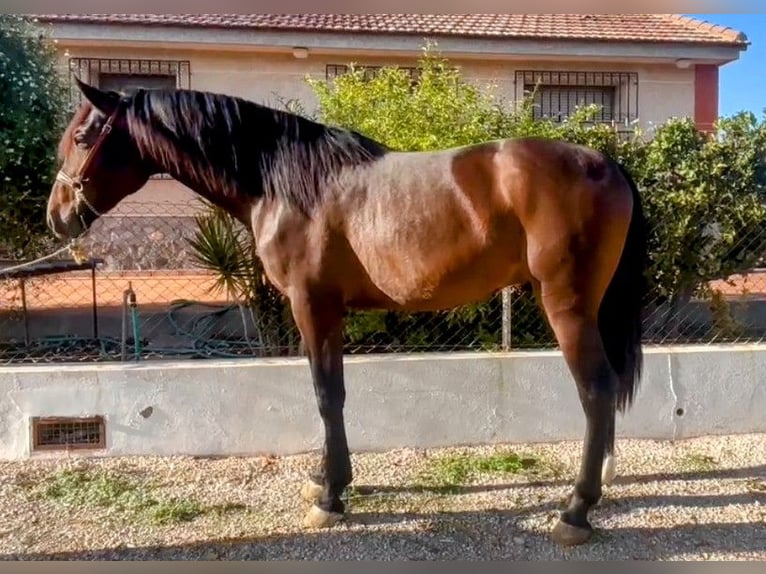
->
<box><xmin>55</xmin><ymin>110</ymin><xmax>118</xmax><ymax>221</ymax></box>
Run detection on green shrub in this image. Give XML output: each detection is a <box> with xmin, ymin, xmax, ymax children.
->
<box><xmin>0</xmin><ymin>15</ymin><xmax>70</xmax><ymax>259</ymax></box>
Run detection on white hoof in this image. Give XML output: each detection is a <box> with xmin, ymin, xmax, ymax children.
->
<box><xmin>602</xmin><ymin>454</ymin><xmax>617</xmax><ymax>486</ymax></box>
<box><xmin>300</xmin><ymin>479</ymin><xmax>324</xmax><ymax>502</ymax></box>
<box><xmin>303</xmin><ymin>504</ymin><xmax>344</xmax><ymax>529</ymax></box>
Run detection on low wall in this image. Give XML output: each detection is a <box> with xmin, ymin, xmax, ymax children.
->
<box><xmin>1</xmin><ymin>345</ymin><xmax>765</xmax><ymax>460</ymax></box>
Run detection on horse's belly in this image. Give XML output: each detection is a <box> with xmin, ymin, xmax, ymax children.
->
<box><xmin>350</xmin><ymin>222</ymin><xmax>527</xmax><ymax>310</ymax></box>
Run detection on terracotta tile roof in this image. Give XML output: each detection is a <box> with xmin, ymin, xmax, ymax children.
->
<box><xmin>33</xmin><ymin>14</ymin><xmax>748</xmax><ymax>47</ymax></box>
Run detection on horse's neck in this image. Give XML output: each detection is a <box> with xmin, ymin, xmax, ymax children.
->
<box><xmin>162</xmin><ymin>163</ymin><xmax>255</xmax><ymax>226</ymax></box>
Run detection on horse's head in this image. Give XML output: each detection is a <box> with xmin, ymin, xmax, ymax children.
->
<box><xmin>47</xmin><ymin>77</ymin><xmax>154</xmax><ymax>240</ymax></box>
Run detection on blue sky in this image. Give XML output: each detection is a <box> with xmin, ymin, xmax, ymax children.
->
<box><xmin>690</xmin><ymin>14</ymin><xmax>766</xmax><ymax>117</ymax></box>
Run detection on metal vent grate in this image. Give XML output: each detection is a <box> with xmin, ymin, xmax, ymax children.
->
<box><xmin>31</xmin><ymin>416</ymin><xmax>106</xmax><ymax>451</ymax></box>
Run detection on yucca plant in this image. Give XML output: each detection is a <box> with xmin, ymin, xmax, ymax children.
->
<box><xmin>188</xmin><ymin>201</ymin><xmax>300</xmax><ymax>357</ymax></box>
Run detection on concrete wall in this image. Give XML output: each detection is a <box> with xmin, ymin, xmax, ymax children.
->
<box><xmin>2</xmin><ymin>345</ymin><xmax>765</xmax><ymax>460</ymax></box>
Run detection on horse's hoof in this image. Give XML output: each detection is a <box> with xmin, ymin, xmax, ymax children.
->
<box><xmin>300</xmin><ymin>479</ymin><xmax>324</xmax><ymax>502</ymax></box>
<box><xmin>303</xmin><ymin>504</ymin><xmax>344</xmax><ymax>529</ymax></box>
<box><xmin>602</xmin><ymin>454</ymin><xmax>617</xmax><ymax>486</ymax></box>
<box><xmin>550</xmin><ymin>518</ymin><xmax>593</xmax><ymax>546</ymax></box>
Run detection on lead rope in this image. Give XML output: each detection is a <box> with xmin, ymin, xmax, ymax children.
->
<box><xmin>0</xmin><ymin>240</ymin><xmax>89</xmax><ymax>276</ymax></box>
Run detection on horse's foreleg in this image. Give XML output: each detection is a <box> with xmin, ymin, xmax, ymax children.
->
<box><xmin>289</xmin><ymin>290</ymin><xmax>351</xmax><ymax>528</ymax></box>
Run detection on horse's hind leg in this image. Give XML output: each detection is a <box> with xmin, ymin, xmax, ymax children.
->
<box><xmin>533</xmin><ymin>276</ymin><xmax>619</xmax><ymax>546</ymax></box>
<box><xmin>532</xmin><ymin>280</ymin><xmax>617</xmax><ymax>490</ymax></box>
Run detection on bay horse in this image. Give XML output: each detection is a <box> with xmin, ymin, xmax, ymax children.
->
<box><xmin>47</xmin><ymin>77</ymin><xmax>648</xmax><ymax>546</ymax></box>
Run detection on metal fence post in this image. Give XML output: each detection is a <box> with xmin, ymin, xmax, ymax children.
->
<box><xmin>501</xmin><ymin>286</ymin><xmax>512</xmax><ymax>351</ymax></box>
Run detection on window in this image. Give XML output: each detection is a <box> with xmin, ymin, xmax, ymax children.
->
<box><xmin>326</xmin><ymin>64</ymin><xmax>421</xmax><ymax>83</ymax></box>
<box><xmin>67</xmin><ymin>58</ymin><xmax>191</xmax><ymax>102</ymax></box>
<box><xmin>67</xmin><ymin>58</ymin><xmax>191</xmax><ymax>180</ymax></box>
<box><xmin>98</xmin><ymin>73</ymin><xmax>177</xmax><ymax>93</ymax></box>
<box><xmin>515</xmin><ymin>70</ymin><xmax>638</xmax><ymax>128</ymax></box>
<box><xmin>326</xmin><ymin>64</ymin><xmax>350</xmax><ymax>80</ymax></box>
<box><xmin>531</xmin><ymin>85</ymin><xmax>616</xmax><ymax>123</ymax></box>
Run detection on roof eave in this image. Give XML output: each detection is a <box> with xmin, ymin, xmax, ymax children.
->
<box><xmin>42</xmin><ymin>22</ymin><xmax>747</xmax><ymax>66</ymax></box>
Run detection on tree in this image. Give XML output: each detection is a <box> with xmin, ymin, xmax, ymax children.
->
<box><xmin>621</xmin><ymin>114</ymin><xmax>766</xmax><ymax>339</ymax></box>
<box><xmin>0</xmin><ymin>15</ymin><xmax>70</xmax><ymax>259</ymax></box>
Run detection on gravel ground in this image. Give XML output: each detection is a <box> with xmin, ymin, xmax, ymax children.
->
<box><xmin>0</xmin><ymin>433</ymin><xmax>764</xmax><ymax>561</ymax></box>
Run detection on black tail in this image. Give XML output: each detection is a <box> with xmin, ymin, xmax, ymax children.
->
<box><xmin>599</xmin><ymin>161</ymin><xmax>649</xmax><ymax>414</ymax></box>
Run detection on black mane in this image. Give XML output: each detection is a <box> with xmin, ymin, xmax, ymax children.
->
<box><xmin>123</xmin><ymin>88</ymin><xmax>389</xmax><ymax>214</ymax></box>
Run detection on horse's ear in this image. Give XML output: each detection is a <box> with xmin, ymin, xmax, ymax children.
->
<box><xmin>74</xmin><ymin>75</ymin><xmax>119</xmax><ymax>115</ymax></box>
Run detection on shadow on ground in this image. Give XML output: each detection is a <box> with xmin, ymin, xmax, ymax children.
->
<box><xmin>3</xmin><ymin>465</ymin><xmax>764</xmax><ymax>561</ymax></box>
<box><xmin>351</xmin><ymin>462</ymin><xmax>766</xmax><ymax>496</ymax></box>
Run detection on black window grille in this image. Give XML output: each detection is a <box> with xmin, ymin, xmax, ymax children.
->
<box><xmin>514</xmin><ymin>70</ymin><xmax>639</xmax><ymax>128</ymax></box>
<box><xmin>66</xmin><ymin>58</ymin><xmax>191</xmax><ymax>180</ymax></box>
<box><xmin>326</xmin><ymin>64</ymin><xmax>421</xmax><ymax>83</ymax></box>
<box><xmin>98</xmin><ymin>73</ymin><xmax>177</xmax><ymax>93</ymax></box>
<box><xmin>68</xmin><ymin>57</ymin><xmax>191</xmax><ymax>102</ymax></box>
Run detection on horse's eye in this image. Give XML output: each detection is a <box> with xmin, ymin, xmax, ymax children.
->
<box><xmin>73</xmin><ymin>126</ymin><xmax>88</xmax><ymax>146</ymax></box>
<box><xmin>73</xmin><ymin>133</ymin><xmax>90</xmax><ymax>150</ymax></box>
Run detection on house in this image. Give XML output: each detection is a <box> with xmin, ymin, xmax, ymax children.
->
<box><xmin>2</xmin><ymin>14</ymin><xmax>754</xmax><ymax>352</ymax></box>
<box><xmin>25</xmin><ymin>15</ymin><xmax>746</xmax><ymax>266</ymax></box>
<box><xmin>33</xmin><ymin>13</ymin><xmax>747</xmax><ymax>220</ymax></box>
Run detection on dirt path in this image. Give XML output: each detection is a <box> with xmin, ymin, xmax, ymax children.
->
<box><xmin>0</xmin><ymin>433</ymin><xmax>764</xmax><ymax>560</ymax></box>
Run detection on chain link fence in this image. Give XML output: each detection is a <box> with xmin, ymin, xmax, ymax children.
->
<box><xmin>3</xmin><ymin>192</ymin><xmax>766</xmax><ymax>365</ymax></box>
